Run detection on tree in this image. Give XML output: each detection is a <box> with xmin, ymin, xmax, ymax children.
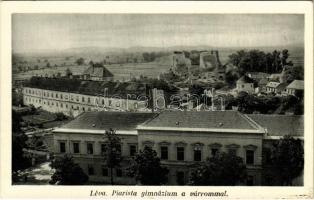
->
<box><xmin>12</xmin><ymin>110</ymin><xmax>32</xmax><ymax>181</ymax></box>
<box><xmin>225</xmin><ymin>69</ymin><xmax>240</xmax><ymax>87</ymax></box>
<box><xmin>189</xmin><ymin>152</ymin><xmax>247</xmax><ymax>185</ymax></box>
<box><xmin>49</xmin><ymin>155</ymin><xmax>88</xmax><ymax>185</ymax></box>
<box><xmin>269</xmin><ymin>135</ymin><xmax>303</xmax><ymax>186</ymax></box>
<box><xmin>75</xmin><ymin>57</ymin><xmax>85</xmax><ymax>66</ymax></box>
<box><xmin>103</xmin><ymin>129</ymin><xmax>122</xmax><ymax>185</ymax></box>
<box><xmin>282</xmin><ymin>66</ymin><xmax>304</xmax><ymax>84</ymax></box>
<box><xmin>127</xmin><ymin>146</ymin><xmax>168</xmax><ymax>185</ymax></box>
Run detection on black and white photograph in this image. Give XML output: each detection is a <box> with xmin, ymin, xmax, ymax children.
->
<box><xmin>1</xmin><ymin>1</ymin><xmax>313</xmax><ymax>199</ymax></box>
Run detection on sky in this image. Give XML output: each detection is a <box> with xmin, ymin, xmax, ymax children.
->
<box><xmin>12</xmin><ymin>14</ymin><xmax>304</xmax><ymax>53</ymax></box>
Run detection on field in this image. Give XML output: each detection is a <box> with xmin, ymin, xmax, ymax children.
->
<box><xmin>12</xmin><ymin>47</ymin><xmax>304</xmax><ymax>82</ymax></box>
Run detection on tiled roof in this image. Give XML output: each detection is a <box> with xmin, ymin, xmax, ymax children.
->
<box><xmin>266</xmin><ymin>81</ymin><xmax>280</xmax><ymax>88</ymax></box>
<box><xmin>248</xmin><ymin>114</ymin><xmax>303</xmax><ymax>137</ymax></box>
<box><xmin>25</xmin><ymin>77</ymin><xmax>147</xmax><ymax>99</ymax></box>
<box><xmin>276</xmin><ymin>83</ymin><xmax>289</xmax><ymax>91</ymax></box>
<box><xmin>286</xmin><ymin>80</ymin><xmax>304</xmax><ymax>90</ymax></box>
<box><xmin>60</xmin><ymin>111</ymin><xmax>157</xmax><ymax>131</ymax></box>
<box><xmin>140</xmin><ymin>110</ymin><xmax>262</xmax><ymax>131</ymax></box>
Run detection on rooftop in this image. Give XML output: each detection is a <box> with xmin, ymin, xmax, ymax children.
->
<box><xmin>266</xmin><ymin>81</ymin><xmax>280</xmax><ymax>88</ymax></box>
<box><xmin>138</xmin><ymin>110</ymin><xmax>263</xmax><ymax>133</ymax></box>
<box><xmin>83</xmin><ymin>65</ymin><xmax>113</xmax><ymax>78</ymax></box>
<box><xmin>276</xmin><ymin>82</ymin><xmax>289</xmax><ymax>91</ymax></box>
<box><xmin>286</xmin><ymin>80</ymin><xmax>304</xmax><ymax>90</ymax></box>
<box><xmin>25</xmin><ymin>77</ymin><xmax>147</xmax><ymax>98</ymax></box>
<box><xmin>56</xmin><ymin>111</ymin><xmax>157</xmax><ymax>133</ymax></box>
<box><xmin>247</xmin><ymin>114</ymin><xmax>303</xmax><ymax>137</ymax></box>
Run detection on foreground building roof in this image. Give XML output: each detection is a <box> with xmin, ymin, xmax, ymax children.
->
<box><xmin>248</xmin><ymin>114</ymin><xmax>304</xmax><ymax>137</ymax></box>
<box><xmin>54</xmin><ymin>111</ymin><xmax>157</xmax><ymax>135</ymax></box>
<box><xmin>138</xmin><ymin>110</ymin><xmax>264</xmax><ymax>133</ymax></box>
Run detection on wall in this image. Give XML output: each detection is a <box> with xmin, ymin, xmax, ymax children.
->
<box><xmin>52</xmin><ymin>131</ymin><xmax>138</xmax><ymax>184</ymax></box>
<box><xmin>137</xmin><ymin>129</ymin><xmax>263</xmax><ymax>185</ymax></box>
<box><xmin>237</xmin><ymin>82</ymin><xmax>254</xmax><ymax>93</ymax></box>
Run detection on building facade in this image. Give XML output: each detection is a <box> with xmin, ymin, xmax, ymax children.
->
<box><xmin>50</xmin><ymin>110</ymin><xmax>303</xmax><ymax>186</ymax></box>
<box><xmin>23</xmin><ymin>87</ymin><xmax>148</xmax><ymax>117</ymax></box>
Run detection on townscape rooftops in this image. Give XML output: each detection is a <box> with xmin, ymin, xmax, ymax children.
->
<box><xmin>248</xmin><ymin>114</ymin><xmax>303</xmax><ymax>137</ymax></box>
<box><xmin>59</xmin><ymin>111</ymin><xmax>157</xmax><ymax>131</ymax></box>
<box><xmin>237</xmin><ymin>75</ymin><xmax>255</xmax><ymax>84</ymax></box>
<box><xmin>286</xmin><ymin>80</ymin><xmax>304</xmax><ymax>90</ymax></box>
<box><xmin>139</xmin><ymin>110</ymin><xmax>263</xmax><ymax>133</ymax></box>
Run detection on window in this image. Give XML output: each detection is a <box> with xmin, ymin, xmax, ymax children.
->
<box><xmin>116</xmin><ymin>168</ymin><xmax>122</xmax><ymax>177</ymax></box>
<box><xmin>129</xmin><ymin>145</ymin><xmax>137</xmax><ymax>156</ymax></box>
<box><xmin>87</xmin><ymin>143</ymin><xmax>94</xmax><ymax>154</ymax></box>
<box><xmin>102</xmin><ymin>99</ymin><xmax>105</xmax><ymax>105</ymax></box>
<box><xmin>177</xmin><ymin>147</ymin><xmax>184</xmax><ymax>161</ymax></box>
<box><xmin>60</xmin><ymin>94</ymin><xmax>63</xmax><ymax>99</ymax></box>
<box><xmin>56</xmin><ymin>93</ymin><xmax>58</xmax><ymax>98</ymax></box>
<box><xmin>176</xmin><ymin>171</ymin><xmax>185</xmax><ymax>185</ymax></box>
<box><xmin>247</xmin><ymin>175</ymin><xmax>254</xmax><ymax>186</ymax></box>
<box><xmin>160</xmin><ymin>146</ymin><xmax>168</xmax><ymax>160</ymax></box>
<box><xmin>101</xmin><ymin>144</ymin><xmax>107</xmax><ymax>155</ymax></box>
<box><xmin>88</xmin><ymin>97</ymin><xmax>91</xmax><ymax>103</ymax></box>
<box><xmin>82</xmin><ymin>97</ymin><xmax>85</xmax><ymax>102</ymax></box>
<box><xmin>246</xmin><ymin>150</ymin><xmax>254</xmax><ymax>165</ymax></box>
<box><xmin>102</xmin><ymin>166</ymin><xmax>109</xmax><ymax>176</ymax></box>
<box><xmin>73</xmin><ymin>142</ymin><xmax>80</xmax><ymax>154</ymax></box>
<box><xmin>59</xmin><ymin>142</ymin><xmax>66</xmax><ymax>153</ymax></box>
<box><xmin>88</xmin><ymin>165</ymin><xmax>94</xmax><ymax>175</ymax></box>
<box><xmin>211</xmin><ymin>148</ymin><xmax>219</xmax><ymax>157</ymax></box>
<box><xmin>194</xmin><ymin>146</ymin><xmax>202</xmax><ymax>161</ymax></box>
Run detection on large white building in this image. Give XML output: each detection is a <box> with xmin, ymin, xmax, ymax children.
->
<box><xmin>23</xmin><ymin>87</ymin><xmax>148</xmax><ymax>117</ymax></box>
<box><xmin>50</xmin><ymin>110</ymin><xmax>304</xmax><ymax>186</ymax></box>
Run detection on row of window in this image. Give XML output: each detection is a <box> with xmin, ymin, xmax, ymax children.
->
<box><xmin>157</xmin><ymin>145</ymin><xmax>255</xmax><ymax>165</ymax></box>
<box><xmin>59</xmin><ymin>141</ymin><xmax>255</xmax><ymax>165</ymax></box>
<box><xmin>25</xmin><ymin>97</ymin><xmax>95</xmax><ymax>111</ymax></box>
<box><xmin>59</xmin><ymin>141</ymin><xmax>137</xmax><ymax>157</ymax></box>
<box><xmin>25</xmin><ymin>88</ymin><xmax>120</xmax><ymax>107</ymax></box>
